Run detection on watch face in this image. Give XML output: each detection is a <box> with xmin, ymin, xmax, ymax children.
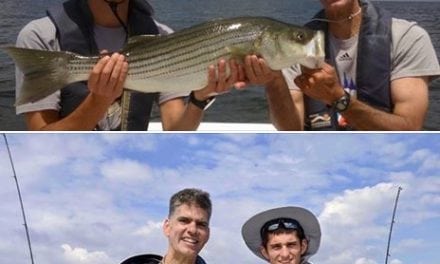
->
<box><xmin>337</xmin><ymin>98</ymin><xmax>348</xmax><ymax>110</ymax></box>
<box><xmin>334</xmin><ymin>93</ymin><xmax>350</xmax><ymax>112</ymax></box>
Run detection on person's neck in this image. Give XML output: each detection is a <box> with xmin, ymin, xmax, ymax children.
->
<box><xmin>162</xmin><ymin>252</ymin><xmax>197</xmax><ymax>264</ymax></box>
<box><xmin>326</xmin><ymin>4</ymin><xmax>362</xmax><ymax>39</ymax></box>
<box><xmin>88</xmin><ymin>0</ymin><xmax>129</xmax><ymax>27</ymax></box>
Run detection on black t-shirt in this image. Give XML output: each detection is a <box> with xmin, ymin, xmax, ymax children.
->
<box><xmin>120</xmin><ymin>254</ymin><xmax>207</xmax><ymax>264</ymax></box>
<box><xmin>120</xmin><ymin>254</ymin><xmax>162</xmax><ymax>264</ymax></box>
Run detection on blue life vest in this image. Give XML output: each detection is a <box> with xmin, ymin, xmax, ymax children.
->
<box><xmin>304</xmin><ymin>0</ymin><xmax>392</xmax><ymax>130</ymax></box>
<box><xmin>47</xmin><ymin>0</ymin><xmax>159</xmax><ymax>130</ymax></box>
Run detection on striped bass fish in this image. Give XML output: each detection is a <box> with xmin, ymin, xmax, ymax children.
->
<box><xmin>3</xmin><ymin>16</ymin><xmax>325</xmax><ymax>106</ymax></box>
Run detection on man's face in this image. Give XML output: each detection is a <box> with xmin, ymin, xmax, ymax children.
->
<box><xmin>260</xmin><ymin>231</ymin><xmax>308</xmax><ymax>264</ymax></box>
<box><xmin>163</xmin><ymin>203</ymin><xmax>210</xmax><ymax>259</ymax></box>
<box><xmin>102</xmin><ymin>0</ymin><xmax>128</xmax><ymax>3</ymax></box>
<box><xmin>320</xmin><ymin>0</ymin><xmax>354</xmax><ymax>12</ymax></box>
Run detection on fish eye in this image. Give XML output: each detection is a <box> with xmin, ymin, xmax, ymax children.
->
<box><xmin>297</xmin><ymin>32</ymin><xmax>305</xmax><ymax>41</ymax></box>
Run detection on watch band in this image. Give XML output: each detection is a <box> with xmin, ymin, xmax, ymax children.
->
<box><xmin>189</xmin><ymin>91</ymin><xmax>216</xmax><ymax>110</ymax></box>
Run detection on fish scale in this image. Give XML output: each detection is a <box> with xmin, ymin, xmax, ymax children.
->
<box><xmin>127</xmin><ymin>24</ymin><xmax>256</xmax><ymax>64</ymax></box>
<box><xmin>129</xmin><ymin>37</ymin><xmax>248</xmax><ymax>78</ymax></box>
<box><xmin>127</xmin><ymin>29</ymin><xmax>261</xmax><ymax>79</ymax></box>
<box><xmin>2</xmin><ymin>16</ymin><xmax>325</xmax><ymax>106</ymax></box>
<box><xmin>128</xmin><ymin>31</ymin><xmax>251</xmax><ymax>73</ymax></box>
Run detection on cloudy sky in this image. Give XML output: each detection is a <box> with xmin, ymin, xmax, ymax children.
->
<box><xmin>0</xmin><ymin>133</ymin><xmax>439</xmax><ymax>264</ymax></box>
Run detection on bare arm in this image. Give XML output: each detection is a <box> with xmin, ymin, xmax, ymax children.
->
<box><xmin>26</xmin><ymin>94</ymin><xmax>117</xmax><ymax>130</ymax></box>
<box><xmin>296</xmin><ymin>63</ymin><xmax>429</xmax><ymax>130</ymax></box>
<box><xmin>239</xmin><ymin>55</ymin><xmax>303</xmax><ymax>130</ymax></box>
<box><xmin>160</xmin><ymin>59</ymin><xmax>241</xmax><ymax>131</ymax></box>
<box><xmin>266</xmin><ymin>77</ymin><xmax>304</xmax><ymax>130</ymax></box>
<box><xmin>25</xmin><ymin>53</ymin><xmax>128</xmax><ymax>130</ymax></box>
<box><xmin>342</xmin><ymin>77</ymin><xmax>428</xmax><ymax>130</ymax></box>
<box><xmin>159</xmin><ymin>96</ymin><xmax>202</xmax><ymax>131</ymax></box>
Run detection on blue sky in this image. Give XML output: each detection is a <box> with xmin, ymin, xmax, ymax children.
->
<box><xmin>0</xmin><ymin>133</ymin><xmax>439</xmax><ymax>264</ymax></box>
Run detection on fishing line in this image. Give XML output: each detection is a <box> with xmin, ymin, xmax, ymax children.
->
<box><xmin>2</xmin><ymin>134</ymin><xmax>35</xmax><ymax>264</ymax></box>
<box><xmin>310</xmin><ymin>8</ymin><xmax>362</xmax><ymax>23</ymax></box>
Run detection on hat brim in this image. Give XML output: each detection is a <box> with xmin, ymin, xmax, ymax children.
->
<box><xmin>241</xmin><ymin>206</ymin><xmax>321</xmax><ymax>261</ymax></box>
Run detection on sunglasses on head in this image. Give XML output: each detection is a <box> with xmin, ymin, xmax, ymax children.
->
<box><xmin>260</xmin><ymin>218</ymin><xmax>303</xmax><ymax>238</ymax></box>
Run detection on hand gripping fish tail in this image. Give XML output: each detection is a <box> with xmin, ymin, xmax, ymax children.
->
<box><xmin>3</xmin><ymin>17</ymin><xmax>325</xmax><ymax>106</ymax></box>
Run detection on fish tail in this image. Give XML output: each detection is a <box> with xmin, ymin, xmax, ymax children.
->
<box><xmin>2</xmin><ymin>46</ymin><xmax>74</xmax><ymax>105</ymax></box>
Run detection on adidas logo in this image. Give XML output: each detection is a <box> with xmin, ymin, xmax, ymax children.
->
<box><xmin>338</xmin><ymin>52</ymin><xmax>352</xmax><ymax>62</ymax></box>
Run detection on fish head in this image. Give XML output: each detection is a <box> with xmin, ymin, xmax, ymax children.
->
<box><xmin>259</xmin><ymin>24</ymin><xmax>325</xmax><ymax>70</ymax></box>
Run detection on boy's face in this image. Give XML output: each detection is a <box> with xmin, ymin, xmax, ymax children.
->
<box><xmin>260</xmin><ymin>231</ymin><xmax>308</xmax><ymax>264</ymax></box>
<box><xmin>320</xmin><ymin>0</ymin><xmax>353</xmax><ymax>8</ymax></box>
<box><xmin>320</xmin><ymin>0</ymin><xmax>356</xmax><ymax>15</ymax></box>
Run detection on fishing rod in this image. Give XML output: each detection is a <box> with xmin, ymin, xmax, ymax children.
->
<box><xmin>385</xmin><ymin>186</ymin><xmax>403</xmax><ymax>264</ymax></box>
<box><xmin>3</xmin><ymin>134</ymin><xmax>35</xmax><ymax>264</ymax></box>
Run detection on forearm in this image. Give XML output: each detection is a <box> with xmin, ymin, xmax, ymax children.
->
<box><xmin>343</xmin><ymin>98</ymin><xmax>423</xmax><ymax>130</ymax></box>
<box><xmin>266</xmin><ymin>77</ymin><xmax>303</xmax><ymax>130</ymax></box>
<box><xmin>166</xmin><ymin>103</ymin><xmax>204</xmax><ymax>131</ymax></box>
<box><xmin>160</xmin><ymin>95</ymin><xmax>205</xmax><ymax>131</ymax></box>
<box><xmin>35</xmin><ymin>94</ymin><xmax>112</xmax><ymax>130</ymax></box>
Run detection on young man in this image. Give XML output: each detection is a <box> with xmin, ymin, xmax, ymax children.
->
<box><xmin>120</xmin><ymin>188</ymin><xmax>211</xmax><ymax>264</ymax></box>
<box><xmin>15</xmin><ymin>0</ymin><xmax>239</xmax><ymax>130</ymax></box>
<box><xmin>240</xmin><ymin>0</ymin><xmax>440</xmax><ymax>130</ymax></box>
<box><xmin>242</xmin><ymin>206</ymin><xmax>321</xmax><ymax>264</ymax></box>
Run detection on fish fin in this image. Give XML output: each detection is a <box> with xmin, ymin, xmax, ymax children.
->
<box><xmin>2</xmin><ymin>46</ymin><xmax>72</xmax><ymax>105</ymax></box>
<box><xmin>123</xmin><ymin>35</ymin><xmax>159</xmax><ymax>52</ymax></box>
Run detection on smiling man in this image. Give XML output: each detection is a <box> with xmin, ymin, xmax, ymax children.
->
<box><xmin>121</xmin><ymin>188</ymin><xmax>211</xmax><ymax>264</ymax></box>
<box><xmin>161</xmin><ymin>188</ymin><xmax>211</xmax><ymax>264</ymax></box>
<box><xmin>242</xmin><ymin>206</ymin><xmax>321</xmax><ymax>264</ymax></box>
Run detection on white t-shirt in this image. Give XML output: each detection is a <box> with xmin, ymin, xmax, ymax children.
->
<box><xmin>15</xmin><ymin>17</ymin><xmax>187</xmax><ymax>130</ymax></box>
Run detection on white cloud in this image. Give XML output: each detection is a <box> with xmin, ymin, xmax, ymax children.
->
<box><xmin>133</xmin><ymin>220</ymin><xmax>163</xmax><ymax>236</ymax></box>
<box><xmin>100</xmin><ymin>159</ymin><xmax>153</xmax><ymax>182</ymax></box>
<box><xmin>316</xmin><ymin>183</ymin><xmax>399</xmax><ymax>264</ymax></box>
<box><xmin>62</xmin><ymin>244</ymin><xmax>111</xmax><ymax>264</ymax></box>
<box><xmin>388</xmin><ymin>172</ymin><xmax>440</xmax><ymax>225</ymax></box>
<box><xmin>376</xmin><ymin>141</ymin><xmax>408</xmax><ymax>167</ymax></box>
<box><xmin>354</xmin><ymin>258</ymin><xmax>378</xmax><ymax>264</ymax></box>
<box><xmin>31</xmin><ymin>212</ymin><xmax>70</xmax><ymax>231</ymax></box>
<box><xmin>101</xmin><ymin>134</ymin><xmax>157</xmax><ymax>151</ymax></box>
<box><xmin>320</xmin><ymin>183</ymin><xmax>397</xmax><ymax>226</ymax></box>
<box><xmin>408</xmin><ymin>149</ymin><xmax>431</xmax><ymax>162</ymax></box>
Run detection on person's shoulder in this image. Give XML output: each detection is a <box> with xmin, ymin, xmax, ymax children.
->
<box><xmin>391</xmin><ymin>18</ymin><xmax>429</xmax><ymax>40</ymax></box>
<box><xmin>389</xmin><ymin>17</ymin><xmax>440</xmax><ymax>81</ymax></box>
<box><xmin>390</xmin><ymin>17</ymin><xmax>434</xmax><ymax>55</ymax></box>
<box><xmin>196</xmin><ymin>255</ymin><xmax>207</xmax><ymax>264</ymax></box>
<box><xmin>19</xmin><ymin>17</ymin><xmax>56</xmax><ymax>39</ymax></box>
<box><xmin>17</xmin><ymin>16</ymin><xmax>58</xmax><ymax>50</ymax></box>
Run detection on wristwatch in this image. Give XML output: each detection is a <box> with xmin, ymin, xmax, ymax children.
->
<box><xmin>332</xmin><ymin>90</ymin><xmax>351</xmax><ymax>112</ymax></box>
<box><xmin>189</xmin><ymin>91</ymin><xmax>216</xmax><ymax>111</ymax></box>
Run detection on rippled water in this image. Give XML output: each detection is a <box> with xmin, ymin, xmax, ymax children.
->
<box><xmin>1</xmin><ymin>0</ymin><xmax>439</xmax><ymax>130</ymax></box>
